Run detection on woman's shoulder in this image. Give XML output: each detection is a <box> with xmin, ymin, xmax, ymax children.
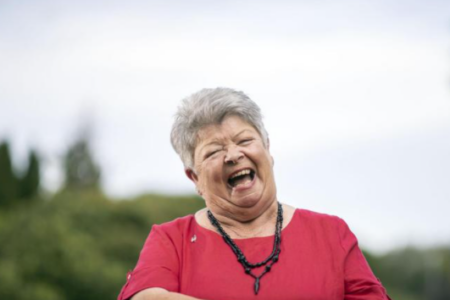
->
<box><xmin>290</xmin><ymin>208</ymin><xmax>354</xmax><ymax>250</ymax></box>
<box><xmin>152</xmin><ymin>214</ymin><xmax>197</xmax><ymax>238</ymax></box>
<box><xmin>292</xmin><ymin>208</ymin><xmax>348</xmax><ymax>229</ymax></box>
<box><xmin>295</xmin><ymin>208</ymin><xmax>341</xmax><ymax>219</ymax></box>
<box><xmin>156</xmin><ymin>214</ymin><xmax>196</xmax><ymax>228</ymax></box>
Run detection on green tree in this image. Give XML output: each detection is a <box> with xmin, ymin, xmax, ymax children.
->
<box><xmin>19</xmin><ymin>150</ymin><xmax>40</xmax><ymax>200</ymax></box>
<box><xmin>0</xmin><ymin>191</ymin><xmax>205</xmax><ymax>300</ymax></box>
<box><xmin>0</xmin><ymin>141</ymin><xmax>18</xmax><ymax>207</ymax></box>
<box><xmin>63</xmin><ymin>138</ymin><xmax>101</xmax><ymax>191</ymax></box>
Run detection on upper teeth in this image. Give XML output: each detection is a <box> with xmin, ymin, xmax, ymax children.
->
<box><xmin>230</xmin><ymin>169</ymin><xmax>251</xmax><ymax>179</ymax></box>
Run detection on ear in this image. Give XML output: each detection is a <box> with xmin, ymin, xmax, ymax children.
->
<box><xmin>186</xmin><ymin>169</ymin><xmax>203</xmax><ymax>196</ymax></box>
<box><xmin>185</xmin><ymin>168</ymin><xmax>199</xmax><ymax>184</ymax></box>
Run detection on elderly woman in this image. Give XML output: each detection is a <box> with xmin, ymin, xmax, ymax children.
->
<box><xmin>118</xmin><ymin>88</ymin><xmax>390</xmax><ymax>300</ymax></box>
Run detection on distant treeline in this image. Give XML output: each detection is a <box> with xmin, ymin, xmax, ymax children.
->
<box><xmin>365</xmin><ymin>245</ymin><xmax>450</xmax><ymax>299</ymax></box>
<box><xmin>0</xmin><ymin>134</ymin><xmax>100</xmax><ymax>209</ymax></box>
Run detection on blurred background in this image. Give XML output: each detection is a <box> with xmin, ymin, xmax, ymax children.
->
<box><xmin>1</xmin><ymin>0</ymin><xmax>450</xmax><ymax>299</ymax></box>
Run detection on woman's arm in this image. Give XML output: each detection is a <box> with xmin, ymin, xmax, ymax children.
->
<box><xmin>337</xmin><ymin>218</ymin><xmax>390</xmax><ymax>299</ymax></box>
<box><xmin>119</xmin><ymin>224</ymin><xmax>184</xmax><ymax>300</ymax></box>
<box><xmin>132</xmin><ymin>288</ymin><xmax>203</xmax><ymax>300</ymax></box>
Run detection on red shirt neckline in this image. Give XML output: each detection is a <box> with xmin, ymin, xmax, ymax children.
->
<box><xmin>192</xmin><ymin>208</ymin><xmax>299</xmax><ymax>241</ymax></box>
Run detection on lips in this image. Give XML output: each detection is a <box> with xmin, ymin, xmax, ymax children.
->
<box><xmin>227</xmin><ymin>168</ymin><xmax>256</xmax><ymax>189</ymax></box>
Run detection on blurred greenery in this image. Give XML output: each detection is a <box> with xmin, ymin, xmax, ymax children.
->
<box><xmin>0</xmin><ymin>190</ymin><xmax>205</xmax><ymax>300</ymax></box>
<box><xmin>0</xmin><ymin>140</ymin><xmax>40</xmax><ymax>209</ymax></box>
<box><xmin>0</xmin><ymin>141</ymin><xmax>20</xmax><ymax>208</ymax></box>
<box><xmin>18</xmin><ymin>150</ymin><xmax>40</xmax><ymax>200</ymax></box>
<box><xmin>0</xmin><ymin>137</ymin><xmax>449</xmax><ymax>299</ymax></box>
<box><xmin>364</xmin><ymin>246</ymin><xmax>450</xmax><ymax>300</ymax></box>
<box><xmin>63</xmin><ymin>137</ymin><xmax>101</xmax><ymax>191</ymax></box>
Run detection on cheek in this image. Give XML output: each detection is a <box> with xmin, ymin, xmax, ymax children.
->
<box><xmin>199</xmin><ymin>160</ymin><xmax>224</xmax><ymax>189</ymax></box>
<box><xmin>253</xmin><ymin>149</ymin><xmax>274</xmax><ymax>172</ymax></box>
<box><xmin>250</xmin><ymin>145</ymin><xmax>270</xmax><ymax>161</ymax></box>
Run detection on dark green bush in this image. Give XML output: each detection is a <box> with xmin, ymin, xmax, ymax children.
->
<box><xmin>0</xmin><ymin>191</ymin><xmax>204</xmax><ymax>300</ymax></box>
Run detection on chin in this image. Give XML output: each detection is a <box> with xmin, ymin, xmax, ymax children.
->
<box><xmin>230</xmin><ymin>190</ymin><xmax>268</xmax><ymax>209</ymax></box>
<box><xmin>232</xmin><ymin>197</ymin><xmax>260</xmax><ymax>208</ymax></box>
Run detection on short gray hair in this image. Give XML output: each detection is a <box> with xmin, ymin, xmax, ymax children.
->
<box><xmin>171</xmin><ymin>87</ymin><xmax>268</xmax><ymax>170</ymax></box>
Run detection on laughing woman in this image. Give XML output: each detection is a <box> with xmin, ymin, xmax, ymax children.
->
<box><xmin>118</xmin><ymin>88</ymin><xmax>391</xmax><ymax>300</ymax></box>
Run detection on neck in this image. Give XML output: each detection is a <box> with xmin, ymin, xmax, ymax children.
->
<box><xmin>208</xmin><ymin>200</ymin><xmax>279</xmax><ymax>239</ymax></box>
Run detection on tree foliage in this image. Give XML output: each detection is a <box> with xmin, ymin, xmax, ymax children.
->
<box><xmin>63</xmin><ymin>138</ymin><xmax>101</xmax><ymax>191</ymax></box>
<box><xmin>19</xmin><ymin>150</ymin><xmax>40</xmax><ymax>200</ymax></box>
<box><xmin>0</xmin><ymin>141</ymin><xmax>18</xmax><ymax>208</ymax></box>
<box><xmin>0</xmin><ymin>141</ymin><xmax>41</xmax><ymax>208</ymax></box>
<box><xmin>365</xmin><ymin>247</ymin><xmax>450</xmax><ymax>299</ymax></box>
<box><xmin>0</xmin><ymin>192</ymin><xmax>205</xmax><ymax>300</ymax></box>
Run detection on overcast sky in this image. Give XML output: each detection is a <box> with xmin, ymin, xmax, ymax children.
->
<box><xmin>1</xmin><ymin>0</ymin><xmax>450</xmax><ymax>253</ymax></box>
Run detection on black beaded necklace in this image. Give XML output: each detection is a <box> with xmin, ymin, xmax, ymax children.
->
<box><xmin>207</xmin><ymin>202</ymin><xmax>283</xmax><ymax>295</ymax></box>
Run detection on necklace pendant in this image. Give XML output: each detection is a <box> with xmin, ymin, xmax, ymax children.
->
<box><xmin>254</xmin><ymin>277</ymin><xmax>260</xmax><ymax>295</ymax></box>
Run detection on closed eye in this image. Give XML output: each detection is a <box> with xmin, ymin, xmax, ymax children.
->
<box><xmin>239</xmin><ymin>138</ymin><xmax>253</xmax><ymax>145</ymax></box>
<box><xmin>205</xmin><ymin>150</ymin><xmax>220</xmax><ymax>159</ymax></box>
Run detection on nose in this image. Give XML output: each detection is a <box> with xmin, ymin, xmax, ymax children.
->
<box><xmin>224</xmin><ymin>146</ymin><xmax>244</xmax><ymax>165</ymax></box>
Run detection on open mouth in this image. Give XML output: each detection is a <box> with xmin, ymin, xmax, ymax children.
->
<box><xmin>227</xmin><ymin>169</ymin><xmax>255</xmax><ymax>189</ymax></box>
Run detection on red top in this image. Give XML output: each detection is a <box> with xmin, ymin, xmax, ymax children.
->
<box><xmin>118</xmin><ymin>209</ymin><xmax>390</xmax><ymax>300</ymax></box>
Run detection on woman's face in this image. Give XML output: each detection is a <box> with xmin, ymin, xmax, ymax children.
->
<box><xmin>187</xmin><ymin>115</ymin><xmax>276</xmax><ymax>219</ymax></box>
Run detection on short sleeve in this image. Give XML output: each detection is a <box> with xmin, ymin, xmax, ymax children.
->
<box><xmin>117</xmin><ymin>224</ymin><xmax>181</xmax><ymax>300</ymax></box>
<box><xmin>337</xmin><ymin>218</ymin><xmax>391</xmax><ymax>300</ymax></box>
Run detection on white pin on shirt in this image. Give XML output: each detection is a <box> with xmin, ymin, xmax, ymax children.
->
<box><xmin>191</xmin><ymin>234</ymin><xmax>197</xmax><ymax>243</ymax></box>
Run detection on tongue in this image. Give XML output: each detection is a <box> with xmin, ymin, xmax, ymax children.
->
<box><xmin>232</xmin><ymin>174</ymin><xmax>252</xmax><ymax>187</ymax></box>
